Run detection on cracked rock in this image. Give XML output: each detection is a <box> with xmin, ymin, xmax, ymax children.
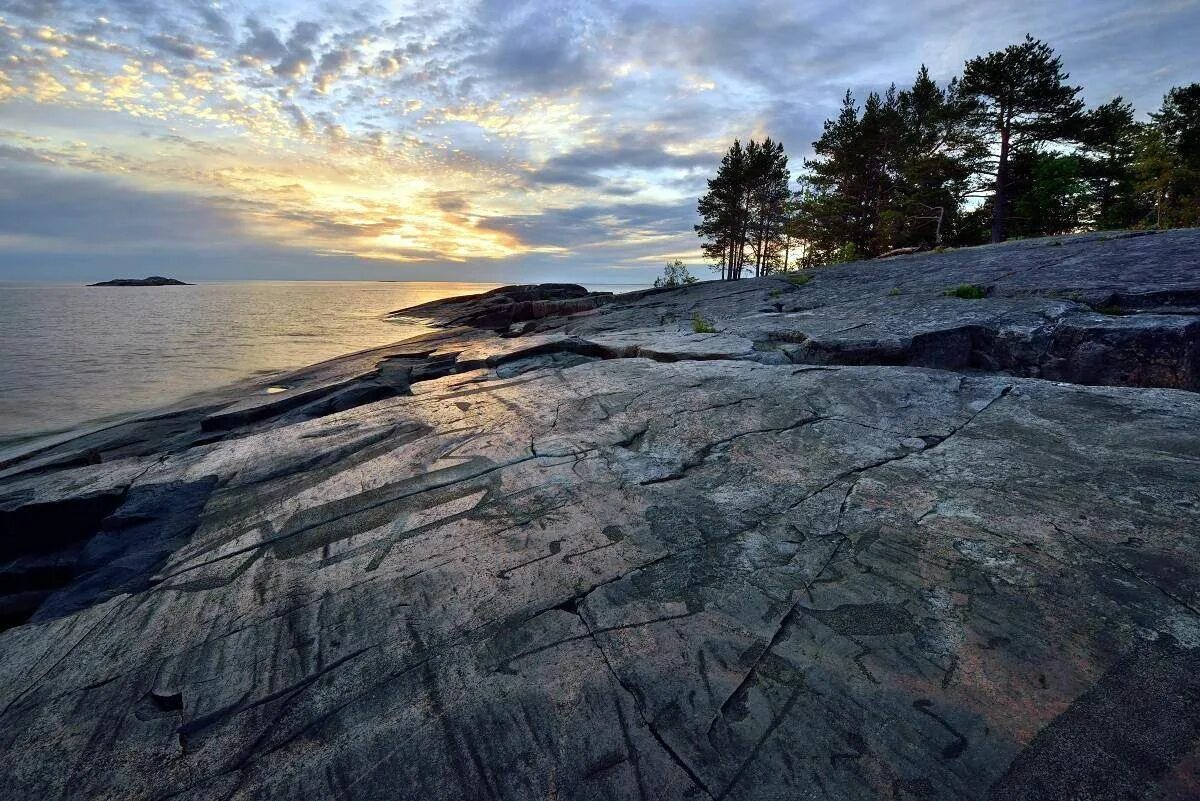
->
<box><xmin>1</xmin><ymin>231</ymin><xmax>1200</xmax><ymax>799</ymax></box>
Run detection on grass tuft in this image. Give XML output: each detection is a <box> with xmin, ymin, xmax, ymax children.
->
<box><xmin>888</xmin><ymin>287</ymin><xmax>901</xmax><ymax>296</ymax></box>
<box><xmin>943</xmin><ymin>284</ymin><xmax>987</xmax><ymax>300</ymax></box>
<box><xmin>784</xmin><ymin>272</ymin><xmax>812</xmax><ymax>286</ymax></box>
<box><xmin>691</xmin><ymin>311</ymin><xmax>716</xmax><ymax>333</ymax></box>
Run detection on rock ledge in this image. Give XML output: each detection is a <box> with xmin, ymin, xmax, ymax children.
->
<box><xmin>2</xmin><ymin>230</ymin><xmax>1200</xmax><ymax>800</ymax></box>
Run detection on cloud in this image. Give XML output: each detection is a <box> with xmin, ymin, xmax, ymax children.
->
<box><xmin>239</xmin><ymin>18</ymin><xmax>287</xmax><ymax>62</ymax></box>
<box><xmin>146</xmin><ymin>33</ymin><xmax>213</xmax><ymax>60</ymax></box>
<box><xmin>0</xmin><ymin>163</ymin><xmax>255</xmax><ymax>251</ymax></box>
<box><xmin>272</xmin><ymin>22</ymin><xmax>320</xmax><ymax>79</ymax></box>
<box><xmin>364</xmin><ymin>50</ymin><xmax>405</xmax><ymax>78</ymax></box>
<box><xmin>429</xmin><ymin>191</ymin><xmax>470</xmax><ymax>214</ymax></box>
<box><xmin>2</xmin><ymin>0</ymin><xmax>1199</xmax><ymax>284</ymax></box>
<box><xmin>1</xmin><ymin>0</ymin><xmax>64</xmax><ymax>20</ymax></box>
<box><xmin>194</xmin><ymin>3</ymin><xmax>233</xmax><ymax>39</ymax></box>
<box><xmin>528</xmin><ymin>134</ymin><xmax>716</xmax><ymax>187</ymax></box>
<box><xmin>313</xmin><ymin>47</ymin><xmax>356</xmax><ymax>93</ymax></box>
<box><xmin>473</xmin><ymin>4</ymin><xmax>600</xmax><ymax>92</ymax></box>
<box><xmin>282</xmin><ymin>102</ymin><xmax>312</xmax><ymax>134</ymax></box>
<box><xmin>0</xmin><ymin>162</ymin><xmax>407</xmax><ymax>281</ymax></box>
<box><xmin>0</xmin><ymin>143</ymin><xmax>55</xmax><ymax>164</ymax></box>
<box><xmin>478</xmin><ymin>200</ymin><xmax>697</xmax><ymax>250</ymax></box>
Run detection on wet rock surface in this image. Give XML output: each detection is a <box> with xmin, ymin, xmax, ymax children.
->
<box><xmin>2</xmin><ymin>231</ymin><xmax>1200</xmax><ymax>800</ymax></box>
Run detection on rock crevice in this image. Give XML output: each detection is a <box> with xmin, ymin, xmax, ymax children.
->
<box><xmin>2</xmin><ymin>231</ymin><xmax>1200</xmax><ymax>800</ymax></box>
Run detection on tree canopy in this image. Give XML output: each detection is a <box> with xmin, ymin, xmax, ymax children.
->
<box><xmin>695</xmin><ymin>35</ymin><xmax>1200</xmax><ymax>277</ymax></box>
<box><xmin>695</xmin><ymin>138</ymin><xmax>791</xmax><ymax>279</ymax></box>
<box><xmin>959</xmin><ymin>36</ymin><xmax>1084</xmax><ymax>243</ymax></box>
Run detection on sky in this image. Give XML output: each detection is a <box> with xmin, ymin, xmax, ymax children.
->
<box><xmin>0</xmin><ymin>0</ymin><xmax>1197</xmax><ymax>283</ymax></box>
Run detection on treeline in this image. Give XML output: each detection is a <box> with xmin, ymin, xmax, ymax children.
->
<box><xmin>695</xmin><ymin>36</ymin><xmax>1200</xmax><ymax>275</ymax></box>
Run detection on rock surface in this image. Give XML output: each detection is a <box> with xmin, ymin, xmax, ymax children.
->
<box><xmin>389</xmin><ymin>283</ymin><xmax>611</xmax><ymax>329</ymax></box>
<box><xmin>3</xmin><ymin>230</ymin><xmax>1200</xmax><ymax>800</ymax></box>
<box><xmin>89</xmin><ymin>276</ymin><xmax>191</xmax><ymax>286</ymax></box>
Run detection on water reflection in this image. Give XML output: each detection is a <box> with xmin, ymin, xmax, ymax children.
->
<box><xmin>0</xmin><ymin>281</ymin><xmax>648</xmax><ymax>442</ymax></box>
<box><xmin>0</xmin><ymin>281</ymin><xmax>511</xmax><ymax>441</ymax></box>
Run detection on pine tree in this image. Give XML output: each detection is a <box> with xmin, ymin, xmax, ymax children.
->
<box><xmin>696</xmin><ymin>138</ymin><xmax>791</xmax><ymax>279</ymax></box>
<box><xmin>893</xmin><ymin>68</ymin><xmax>981</xmax><ymax>247</ymax></box>
<box><xmin>1154</xmin><ymin>84</ymin><xmax>1200</xmax><ymax>170</ymax></box>
<box><xmin>1008</xmin><ymin>150</ymin><xmax>1090</xmax><ymax>237</ymax></box>
<box><xmin>1143</xmin><ymin>84</ymin><xmax>1200</xmax><ymax>227</ymax></box>
<box><xmin>796</xmin><ymin>69</ymin><xmax>979</xmax><ymax>261</ymax></box>
<box><xmin>695</xmin><ymin>140</ymin><xmax>748</xmax><ymax>280</ymax></box>
<box><xmin>746</xmin><ymin>138</ymin><xmax>791</xmax><ymax>276</ymax></box>
<box><xmin>1078</xmin><ymin>98</ymin><xmax>1142</xmax><ymax>229</ymax></box>
<box><xmin>857</xmin><ymin>88</ymin><xmax>905</xmax><ymax>255</ymax></box>
<box><xmin>959</xmin><ymin>35</ymin><xmax>1084</xmax><ymax>242</ymax></box>
<box><xmin>705</xmin><ymin>41</ymin><xmax>1198</xmax><ymax>272</ymax></box>
<box><xmin>797</xmin><ymin>91</ymin><xmax>870</xmax><ymax>261</ymax></box>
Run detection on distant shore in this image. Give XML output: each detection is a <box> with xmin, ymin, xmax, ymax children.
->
<box><xmin>88</xmin><ymin>276</ymin><xmax>191</xmax><ymax>286</ymax></box>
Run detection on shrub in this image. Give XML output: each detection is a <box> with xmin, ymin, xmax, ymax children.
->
<box><xmin>691</xmin><ymin>311</ymin><xmax>716</xmax><ymax>333</ymax></box>
<box><xmin>944</xmin><ymin>284</ymin><xmax>987</xmax><ymax>300</ymax></box>
<box><xmin>888</xmin><ymin>287</ymin><xmax>901</xmax><ymax>296</ymax></box>
<box><xmin>784</xmin><ymin>272</ymin><xmax>812</xmax><ymax>286</ymax></box>
<box><xmin>653</xmin><ymin>259</ymin><xmax>698</xmax><ymax>288</ymax></box>
<box><xmin>829</xmin><ymin>243</ymin><xmax>858</xmax><ymax>264</ymax></box>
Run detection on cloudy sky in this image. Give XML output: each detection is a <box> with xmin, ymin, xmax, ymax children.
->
<box><xmin>0</xmin><ymin>0</ymin><xmax>1197</xmax><ymax>283</ymax></box>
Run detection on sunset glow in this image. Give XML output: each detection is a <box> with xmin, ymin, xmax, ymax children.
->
<box><xmin>1</xmin><ymin>1</ymin><xmax>1197</xmax><ymax>281</ymax></box>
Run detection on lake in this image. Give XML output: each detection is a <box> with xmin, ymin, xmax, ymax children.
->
<box><xmin>0</xmin><ymin>281</ymin><xmax>645</xmax><ymax>445</ymax></box>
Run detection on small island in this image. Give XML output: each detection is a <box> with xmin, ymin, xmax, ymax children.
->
<box><xmin>88</xmin><ymin>276</ymin><xmax>191</xmax><ymax>286</ymax></box>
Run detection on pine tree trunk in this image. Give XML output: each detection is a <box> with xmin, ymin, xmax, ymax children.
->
<box><xmin>991</xmin><ymin>128</ymin><xmax>1010</xmax><ymax>244</ymax></box>
<box><xmin>756</xmin><ymin>210</ymin><xmax>766</xmax><ymax>277</ymax></box>
<box><xmin>735</xmin><ymin>196</ymin><xmax>750</xmax><ymax>279</ymax></box>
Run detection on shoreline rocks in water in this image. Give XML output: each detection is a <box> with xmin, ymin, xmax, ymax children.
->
<box><xmin>388</xmin><ymin>282</ymin><xmax>613</xmax><ymax>329</ymax></box>
<box><xmin>2</xmin><ymin>229</ymin><xmax>1200</xmax><ymax>800</ymax></box>
<box><xmin>88</xmin><ymin>276</ymin><xmax>191</xmax><ymax>286</ymax></box>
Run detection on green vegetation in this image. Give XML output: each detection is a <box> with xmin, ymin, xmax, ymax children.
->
<box><xmin>944</xmin><ymin>284</ymin><xmax>987</xmax><ymax>300</ymax></box>
<box><xmin>653</xmin><ymin>259</ymin><xmax>699</xmax><ymax>288</ymax></box>
<box><xmin>695</xmin><ymin>138</ymin><xmax>791</xmax><ymax>280</ymax></box>
<box><xmin>768</xmin><ymin>288</ymin><xmax>782</xmax><ymax>298</ymax></box>
<box><xmin>957</xmin><ymin>37</ymin><xmax>1084</xmax><ymax>243</ymax></box>
<box><xmin>888</xmin><ymin>287</ymin><xmax>901</xmax><ymax>296</ymax></box>
<box><xmin>827</xmin><ymin>243</ymin><xmax>858</xmax><ymax>264</ymax></box>
<box><xmin>1095</xmin><ymin>304</ymin><xmax>1125</xmax><ymax>316</ymax></box>
<box><xmin>695</xmin><ymin>36</ymin><xmax>1200</xmax><ymax>277</ymax></box>
<box><xmin>691</xmin><ymin>312</ymin><xmax>716</xmax><ymax>333</ymax></box>
<box><xmin>784</xmin><ymin>272</ymin><xmax>812</xmax><ymax>286</ymax></box>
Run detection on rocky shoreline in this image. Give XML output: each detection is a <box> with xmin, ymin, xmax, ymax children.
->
<box><xmin>2</xmin><ymin>229</ymin><xmax>1200</xmax><ymax>799</ymax></box>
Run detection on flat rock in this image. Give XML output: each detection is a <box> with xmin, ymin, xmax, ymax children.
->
<box><xmin>541</xmin><ymin>229</ymin><xmax>1200</xmax><ymax>391</ymax></box>
<box><xmin>2</xmin><ymin>230</ymin><xmax>1200</xmax><ymax>800</ymax></box>
<box><xmin>586</xmin><ymin>328</ymin><xmax>758</xmax><ymax>361</ymax></box>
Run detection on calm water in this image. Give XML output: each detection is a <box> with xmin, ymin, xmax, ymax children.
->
<box><xmin>0</xmin><ymin>281</ymin><xmax>644</xmax><ymax>444</ymax></box>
